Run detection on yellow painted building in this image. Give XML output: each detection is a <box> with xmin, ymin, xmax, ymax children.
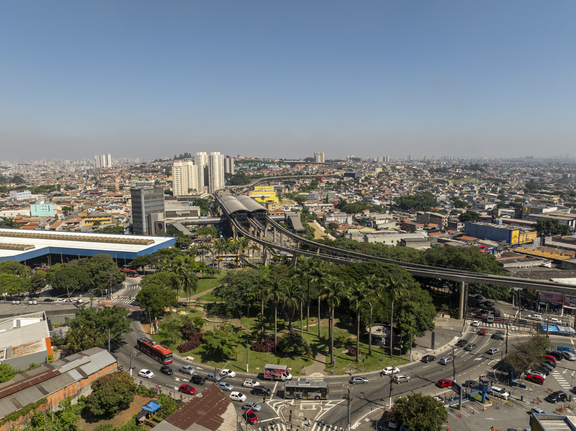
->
<box><xmin>249</xmin><ymin>187</ymin><xmax>279</xmax><ymax>203</ymax></box>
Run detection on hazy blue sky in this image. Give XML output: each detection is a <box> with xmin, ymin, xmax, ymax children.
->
<box><xmin>1</xmin><ymin>1</ymin><xmax>575</xmax><ymax>161</ymax></box>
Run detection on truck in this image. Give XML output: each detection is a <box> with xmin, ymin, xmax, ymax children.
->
<box><xmin>264</xmin><ymin>364</ymin><xmax>292</xmax><ymax>381</ymax></box>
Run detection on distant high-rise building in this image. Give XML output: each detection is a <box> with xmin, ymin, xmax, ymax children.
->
<box><xmin>314</xmin><ymin>152</ymin><xmax>325</xmax><ymax>163</ymax></box>
<box><xmin>95</xmin><ymin>153</ymin><xmax>112</xmax><ymax>168</ymax></box>
<box><xmin>131</xmin><ymin>187</ymin><xmax>165</xmax><ymax>235</ymax></box>
<box><xmin>224</xmin><ymin>157</ymin><xmax>235</xmax><ymax>175</ymax></box>
<box><xmin>208</xmin><ymin>152</ymin><xmax>225</xmax><ymax>193</ymax></box>
<box><xmin>172</xmin><ymin>151</ymin><xmax>225</xmax><ymax>196</ymax></box>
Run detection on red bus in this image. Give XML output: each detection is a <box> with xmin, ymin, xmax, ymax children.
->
<box><xmin>137</xmin><ymin>337</ymin><xmax>173</xmax><ymax>364</ymax></box>
<box><xmin>120</xmin><ymin>269</ymin><xmax>139</xmax><ymax>277</ymax></box>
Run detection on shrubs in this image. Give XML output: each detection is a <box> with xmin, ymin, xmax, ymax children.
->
<box><xmin>85</xmin><ymin>371</ymin><xmax>136</xmax><ymax>418</ymax></box>
<box><xmin>278</xmin><ymin>331</ymin><xmax>310</xmax><ymax>356</ymax></box>
<box><xmin>250</xmin><ymin>335</ymin><xmax>277</xmax><ymax>352</ymax></box>
<box><xmin>177</xmin><ymin>331</ymin><xmax>204</xmax><ymax>353</ymax></box>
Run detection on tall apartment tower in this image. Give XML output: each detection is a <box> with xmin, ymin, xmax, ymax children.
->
<box><xmin>208</xmin><ymin>152</ymin><xmax>225</xmax><ymax>193</ymax></box>
<box><xmin>95</xmin><ymin>154</ymin><xmax>112</xmax><ymax>168</ymax></box>
<box><xmin>224</xmin><ymin>157</ymin><xmax>235</xmax><ymax>175</ymax></box>
<box><xmin>172</xmin><ymin>160</ymin><xmax>198</xmax><ymax>196</ymax></box>
<box><xmin>195</xmin><ymin>152</ymin><xmax>208</xmax><ymax>193</ymax></box>
<box><xmin>130</xmin><ymin>187</ymin><xmax>165</xmax><ymax>235</ymax></box>
<box><xmin>314</xmin><ymin>152</ymin><xmax>325</xmax><ymax>163</ymax></box>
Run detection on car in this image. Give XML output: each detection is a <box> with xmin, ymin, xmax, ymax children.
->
<box><xmin>439</xmin><ymin>356</ymin><xmax>453</xmax><ymax>365</ymax></box>
<box><xmin>544</xmin><ymin>355</ymin><xmax>557</xmax><ymax>364</ymax></box>
<box><xmin>530</xmin><ymin>407</ymin><xmax>545</xmax><ymax>414</ymax></box>
<box><xmin>537</xmin><ymin>367</ymin><xmax>551</xmax><ymax>376</ymax></box>
<box><xmin>138</xmin><ymin>369</ymin><xmax>154</xmax><ymax>379</ymax></box>
<box><xmin>28</xmin><ymin>299</ymin><xmax>37</xmax><ymax>305</ymax></box>
<box><xmin>217</xmin><ymin>382</ymin><xmax>234</xmax><ymax>391</ymax></box>
<box><xmin>230</xmin><ymin>391</ymin><xmax>247</xmax><ymax>402</ymax></box>
<box><xmin>205</xmin><ymin>373</ymin><xmax>216</xmax><ymax>381</ymax></box>
<box><xmin>350</xmin><ymin>376</ymin><xmax>369</xmax><ymax>384</ymax></box>
<box><xmin>393</xmin><ymin>374</ymin><xmax>410</xmax><ymax>384</ymax></box>
<box><xmin>242</xmin><ymin>379</ymin><xmax>260</xmax><ymax>388</ymax></box>
<box><xmin>190</xmin><ymin>375</ymin><xmax>205</xmax><ymax>385</ymax></box>
<box><xmin>252</xmin><ymin>386</ymin><xmax>272</xmax><ymax>396</ymax></box>
<box><xmin>525</xmin><ymin>374</ymin><xmax>545</xmax><ymax>385</ymax></box>
<box><xmin>74</xmin><ymin>299</ymin><xmax>83</xmax><ymax>304</ymax></box>
<box><xmin>541</xmin><ymin>362</ymin><xmax>554</xmax><ymax>372</ymax></box>
<box><xmin>487</xmin><ymin>348</ymin><xmax>500</xmax><ymax>355</ymax></box>
<box><xmin>491</xmin><ymin>334</ymin><xmax>504</xmax><ymax>340</ymax></box>
<box><xmin>528</xmin><ymin>314</ymin><xmax>543</xmax><ymax>321</ymax></box>
<box><xmin>545</xmin><ymin>391</ymin><xmax>567</xmax><ymax>403</ymax></box>
<box><xmin>219</xmin><ymin>369</ymin><xmax>236</xmax><ymax>379</ymax></box>
<box><xmin>43</xmin><ymin>298</ymin><xmax>54</xmax><ymax>302</ymax></box>
<box><xmin>11</xmin><ymin>300</ymin><xmax>20</xmax><ymax>305</ymax></box>
<box><xmin>455</xmin><ymin>339</ymin><xmax>468</xmax><ymax>347</ymax></box>
<box><xmin>436</xmin><ymin>379</ymin><xmax>453</xmax><ymax>388</ymax></box>
<box><xmin>485</xmin><ymin>300</ymin><xmax>493</xmax><ymax>306</ymax></box>
<box><xmin>242</xmin><ymin>401</ymin><xmax>262</xmax><ymax>412</ymax></box>
<box><xmin>563</xmin><ymin>351</ymin><xmax>576</xmax><ymax>361</ymax></box>
<box><xmin>489</xmin><ymin>386</ymin><xmax>510</xmax><ymax>400</ymax></box>
<box><xmin>421</xmin><ymin>355</ymin><xmax>436</xmax><ymax>363</ymax></box>
<box><xmin>464</xmin><ymin>343</ymin><xmax>477</xmax><ymax>351</ymax></box>
<box><xmin>463</xmin><ymin>380</ymin><xmax>478</xmax><ymax>388</ymax></box>
<box><xmin>160</xmin><ymin>365</ymin><xmax>173</xmax><ymax>375</ymax></box>
<box><xmin>243</xmin><ymin>409</ymin><xmax>258</xmax><ymax>425</ymax></box>
<box><xmin>381</xmin><ymin>366</ymin><xmax>400</xmax><ymax>375</ymax></box>
<box><xmin>387</xmin><ymin>421</ymin><xmax>398</xmax><ymax>429</ymax></box>
<box><xmin>179</xmin><ymin>365</ymin><xmax>195</xmax><ymax>375</ymax></box>
<box><xmin>526</xmin><ymin>370</ymin><xmax>546</xmax><ymax>378</ymax></box>
<box><xmin>471</xmin><ymin>320</ymin><xmax>480</xmax><ymax>327</ymax></box>
<box><xmin>478</xmin><ymin>328</ymin><xmax>488</xmax><ymax>335</ymax></box>
<box><xmin>178</xmin><ymin>384</ymin><xmax>196</xmax><ymax>395</ymax></box>
<box><xmin>55</xmin><ymin>298</ymin><xmax>66</xmax><ymax>303</ymax></box>
<box><xmin>549</xmin><ymin>317</ymin><xmax>562</xmax><ymax>324</ymax></box>
<box><xmin>547</xmin><ymin>351</ymin><xmax>563</xmax><ymax>361</ymax></box>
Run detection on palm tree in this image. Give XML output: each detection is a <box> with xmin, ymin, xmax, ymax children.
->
<box><xmin>253</xmin><ymin>276</ymin><xmax>274</xmax><ymax>339</ymax></box>
<box><xmin>237</xmin><ymin>237</ymin><xmax>250</xmax><ymax>263</ymax></box>
<box><xmin>282</xmin><ymin>280</ymin><xmax>303</xmax><ymax>333</ymax></box>
<box><xmin>293</xmin><ymin>257</ymin><xmax>316</xmax><ymax>331</ymax></box>
<box><xmin>311</xmin><ymin>262</ymin><xmax>329</xmax><ymax>338</ymax></box>
<box><xmin>364</xmin><ymin>274</ymin><xmax>383</xmax><ymax>356</ymax></box>
<box><xmin>213</xmin><ymin>239</ymin><xmax>229</xmax><ymax>270</ymax></box>
<box><xmin>321</xmin><ymin>276</ymin><xmax>346</xmax><ymax>366</ymax></box>
<box><xmin>388</xmin><ymin>276</ymin><xmax>407</xmax><ymax>357</ymax></box>
<box><xmin>267</xmin><ymin>276</ymin><xmax>285</xmax><ymax>351</ymax></box>
<box><xmin>350</xmin><ymin>282</ymin><xmax>370</xmax><ymax>362</ymax></box>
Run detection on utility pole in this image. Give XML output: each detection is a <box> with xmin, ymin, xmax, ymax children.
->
<box><xmin>389</xmin><ymin>376</ymin><xmax>393</xmax><ymax>409</ymax></box>
<box><xmin>108</xmin><ymin>327</ymin><xmax>111</xmax><ymax>352</ymax></box>
<box><xmin>452</xmin><ymin>345</ymin><xmax>456</xmax><ymax>381</ymax></box>
<box><xmin>506</xmin><ymin>321</ymin><xmax>509</xmax><ymax>355</ymax></box>
<box><xmin>347</xmin><ymin>387</ymin><xmax>352</xmax><ymax>430</ymax></box>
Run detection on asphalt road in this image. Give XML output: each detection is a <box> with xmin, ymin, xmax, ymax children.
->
<box><xmin>113</xmin><ymin>318</ymin><xmax>521</xmax><ymax>430</ymax></box>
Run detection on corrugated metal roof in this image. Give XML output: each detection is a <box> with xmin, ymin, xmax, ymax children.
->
<box><xmin>67</xmin><ymin>369</ymin><xmax>83</xmax><ymax>382</ymax></box>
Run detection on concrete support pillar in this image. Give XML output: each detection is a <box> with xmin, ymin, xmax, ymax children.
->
<box><xmin>273</xmin><ymin>228</ymin><xmax>277</xmax><ymax>243</ymax></box>
<box><xmin>459</xmin><ymin>280</ymin><xmax>466</xmax><ymax>320</ymax></box>
<box><xmin>317</xmin><ymin>247</ymin><xmax>320</xmax><ymax>255</ymax></box>
<box><xmin>264</xmin><ymin>248</ymin><xmax>271</xmax><ymax>266</ymax></box>
<box><xmin>293</xmin><ymin>254</ymin><xmax>298</xmax><ymax>267</ymax></box>
<box><xmin>280</xmin><ymin>232</ymin><xmax>283</xmax><ymax>245</ymax></box>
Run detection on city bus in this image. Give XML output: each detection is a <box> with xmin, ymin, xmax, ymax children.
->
<box><xmin>119</xmin><ymin>269</ymin><xmax>140</xmax><ymax>277</ymax></box>
<box><xmin>136</xmin><ymin>337</ymin><xmax>173</xmax><ymax>364</ymax></box>
<box><xmin>284</xmin><ymin>381</ymin><xmax>329</xmax><ymax>400</ymax></box>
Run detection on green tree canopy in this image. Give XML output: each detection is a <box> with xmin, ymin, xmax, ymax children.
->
<box><xmin>534</xmin><ymin>218</ymin><xmax>571</xmax><ymax>236</ymax></box>
<box><xmin>202</xmin><ymin>324</ymin><xmax>242</xmax><ymax>359</ymax></box>
<box><xmin>394</xmin><ymin>192</ymin><xmax>437</xmax><ymax>212</ymax></box>
<box><xmin>136</xmin><ymin>278</ymin><xmax>178</xmax><ymax>319</ymax></box>
<box><xmin>0</xmin><ymin>363</ymin><xmax>17</xmax><ymax>382</ymax></box>
<box><xmin>212</xmin><ymin>269</ymin><xmax>263</xmax><ymax>317</ymax></box>
<box><xmin>85</xmin><ymin>372</ymin><xmax>137</xmax><ymax>418</ymax></box>
<box><xmin>458</xmin><ymin>211</ymin><xmax>480</xmax><ymax>222</ymax></box>
<box><xmin>0</xmin><ymin>260</ymin><xmax>31</xmax><ymax>277</ymax></box>
<box><xmin>393</xmin><ymin>392</ymin><xmax>448</xmax><ymax>431</ymax></box>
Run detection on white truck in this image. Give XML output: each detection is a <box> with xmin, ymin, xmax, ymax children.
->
<box><xmin>264</xmin><ymin>364</ymin><xmax>292</xmax><ymax>381</ymax></box>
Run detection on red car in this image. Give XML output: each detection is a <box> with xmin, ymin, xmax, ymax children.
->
<box><xmin>243</xmin><ymin>409</ymin><xmax>258</xmax><ymax>425</ymax></box>
<box><xmin>544</xmin><ymin>355</ymin><xmax>557</xmax><ymax>364</ymax></box>
<box><xmin>525</xmin><ymin>374</ymin><xmax>544</xmax><ymax>385</ymax></box>
<box><xmin>478</xmin><ymin>328</ymin><xmax>488</xmax><ymax>335</ymax></box>
<box><xmin>436</xmin><ymin>379</ymin><xmax>453</xmax><ymax>388</ymax></box>
<box><xmin>179</xmin><ymin>384</ymin><xmax>196</xmax><ymax>395</ymax></box>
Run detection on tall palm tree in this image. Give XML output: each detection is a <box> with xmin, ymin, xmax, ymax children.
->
<box><xmin>282</xmin><ymin>280</ymin><xmax>303</xmax><ymax>333</ymax></box>
<box><xmin>364</xmin><ymin>274</ymin><xmax>383</xmax><ymax>356</ymax></box>
<box><xmin>293</xmin><ymin>257</ymin><xmax>315</xmax><ymax>331</ymax></box>
<box><xmin>237</xmin><ymin>236</ymin><xmax>250</xmax><ymax>262</ymax></box>
<box><xmin>253</xmin><ymin>276</ymin><xmax>274</xmax><ymax>339</ymax></box>
<box><xmin>213</xmin><ymin>239</ymin><xmax>229</xmax><ymax>270</ymax></box>
<box><xmin>350</xmin><ymin>282</ymin><xmax>370</xmax><ymax>362</ymax></box>
<box><xmin>267</xmin><ymin>276</ymin><xmax>285</xmax><ymax>351</ymax></box>
<box><xmin>311</xmin><ymin>262</ymin><xmax>329</xmax><ymax>338</ymax></box>
<box><xmin>388</xmin><ymin>276</ymin><xmax>407</xmax><ymax>357</ymax></box>
<box><xmin>321</xmin><ymin>276</ymin><xmax>346</xmax><ymax>366</ymax></box>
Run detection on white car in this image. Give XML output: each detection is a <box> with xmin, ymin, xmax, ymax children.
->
<box><xmin>471</xmin><ymin>320</ymin><xmax>480</xmax><ymax>327</ymax></box>
<box><xmin>489</xmin><ymin>386</ymin><xmax>510</xmax><ymax>400</ymax></box>
<box><xmin>28</xmin><ymin>299</ymin><xmax>37</xmax><ymax>305</ymax></box>
<box><xmin>487</xmin><ymin>348</ymin><xmax>500</xmax><ymax>355</ymax></box>
<box><xmin>230</xmin><ymin>391</ymin><xmax>247</xmax><ymax>402</ymax></box>
<box><xmin>526</xmin><ymin>370</ymin><xmax>546</xmax><ymax>379</ymax></box>
<box><xmin>242</xmin><ymin>379</ymin><xmax>260</xmax><ymax>388</ymax></box>
<box><xmin>549</xmin><ymin>317</ymin><xmax>562</xmax><ymax>324</ymax></box>
<box><xmin>528</xmin><ymin>314</ymin><xmax>543</xmax><ymax>321</ymax></box>
<box><xmin>55</xmin><ymin>298</ymin><xmax>67</xmax><ymax>303</ymax></box>
<box><xmin>381</xmin><ymin>366</ymin><xmax>400</xmax><ymax>375</ymax></box>
<box><xmin>138</xmin><ymin>369</ymin><xmax>154</xmax><ymax>379</ymax></box>
<box><xmin>563</xmin><ymin>352</ymin><xmax>576</xmax><ymax>361</ymax></box>
<box><xmin>219</xmin><ymin>369</ymin><xmax>236</xmax><ymax>379</ymax></box>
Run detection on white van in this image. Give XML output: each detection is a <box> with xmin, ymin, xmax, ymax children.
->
<box><xmin>486</xmin><ymin>314</ymin><xmax>495</xmax><ymax>323</ymax></box>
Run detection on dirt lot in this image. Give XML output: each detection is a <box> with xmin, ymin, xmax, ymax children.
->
<box><xmin>78</xmin><ymin>395</ymin><xmax>154</xmax><ymax>431</ymax></box>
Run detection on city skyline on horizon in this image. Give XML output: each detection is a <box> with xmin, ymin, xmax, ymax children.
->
<box><xmin>1</xmin><ymin>1</ymin><xmax>576</xmax><ymax>161</ymax></box>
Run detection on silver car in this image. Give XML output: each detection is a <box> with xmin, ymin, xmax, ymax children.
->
<box><xmin>393</xmin><ymin>374</ymin><xmax>410</xmax><ymax>384</ymax></box>
<box><xmin>242</xmin><ymin>401</ymin><xmax>262</xmax><ymax>412</ymax></box>
<box><xmin>439</xmin><ymin>356</ymin><xmax>453</xmax><ymax>365</ymax></box>
<box><xmin>179</xmin><ymin>365</ymin><xmax>195</xmax><ymax>375</ymax></box>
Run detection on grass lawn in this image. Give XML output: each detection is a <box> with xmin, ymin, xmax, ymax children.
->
<box><xmin>195</xmin><ymin>272</ymin><xmax>226</xmax><ymax>295</ymax></box>
<box><xmin>198</xmin><ymin>291</ymin><xmax>222</xmax><ymax>301</ymax></box>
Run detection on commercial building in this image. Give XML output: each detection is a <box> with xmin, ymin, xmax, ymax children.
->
<box><xmin>130</xmin><ymin>187</ymin><xmax>165</xmax><ymax>235</ymax></box>
<box><xmin>314</xmin><ymin>151</ymin><xmax>325</xmax><ymax>163</ymax></box>
<box><xmin>224</xmin><ymin>156</ymin><xmax>235</xmax><ymax>175</ymax></box>
<box><xmin>0</xmin><ymin>347</ymin><xmax>117</xmax><ymax>431</ymax></box>
<box><xmin>464</xmin><ymin>221</ymin><xmax>537</xmax><ymax>245</ymax></box>
<box><xmin>0</xmin><ymin>312</ymin><xmax>51</xmax><ymax>370</ymax></box>
<box><xmin>9</xmin><ymin>190</ymin><xmax>31</xmax><ymax>201</ymax></box>
<box><xmin>94</xmin><ymin>153</ymin><xmax>112</xmax><ymax>168</ymax></box>
<box><xmin>30</xmin><ymin>204</ymin><xmax>55</xmax><ymax>217</ymax></box>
